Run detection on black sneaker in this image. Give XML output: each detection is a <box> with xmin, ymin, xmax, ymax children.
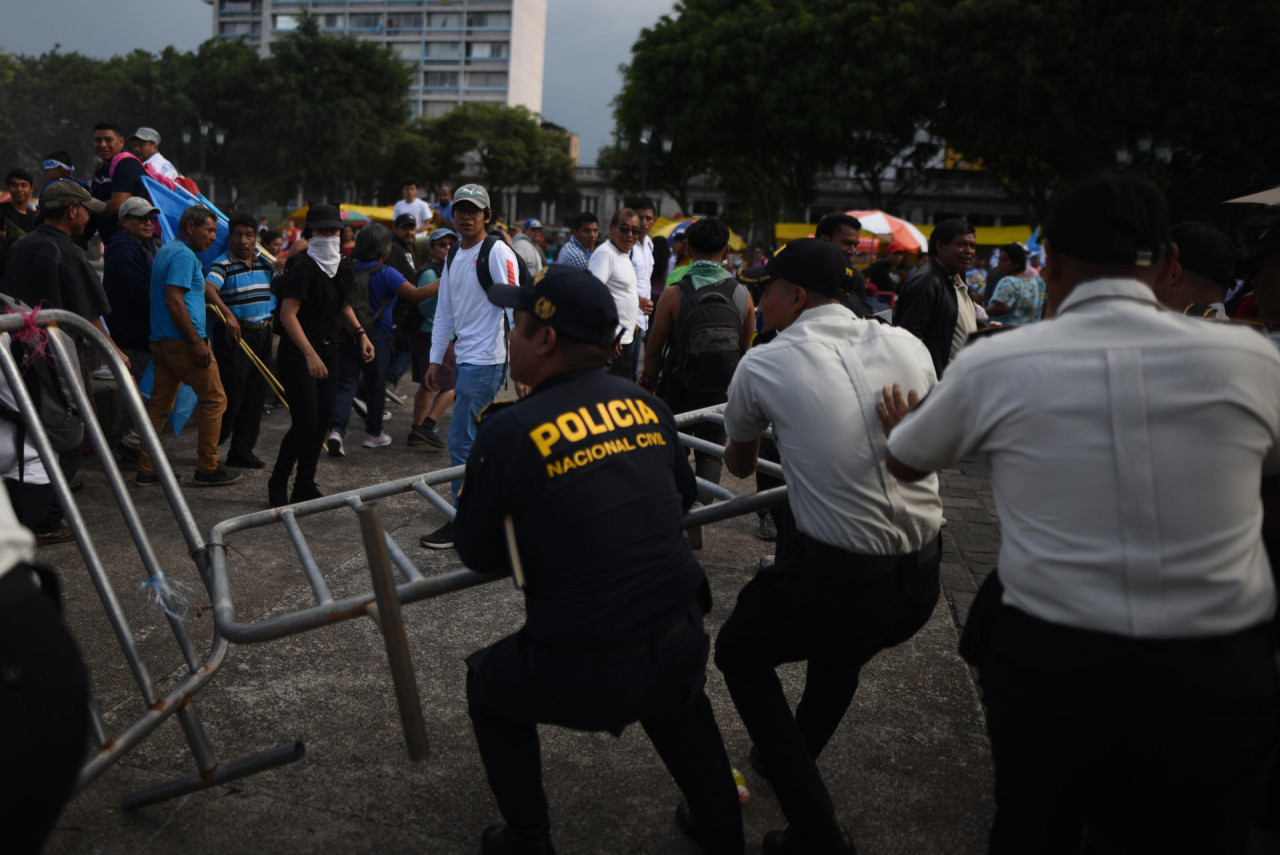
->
<box><xmin>419</xmin><ymin>522</ymin><xmax>454</xmax><ymax>550</ymax></box>
<box><xmin>136</xmin><ymin>471</ymin><xmax>182</xmax><ymax>487</ymax></box>
<box><xmin>408</xmin><ymin>423</ymin><xmax>446</xmax><ymax>448</ymax></box>
<box><xmin>291</xmin><ymin>482</ymin><xmax>324</xmax><ymax>503</ymax></box>
<box><xmin>227</xmin><ymin>452</ymin><xmax>266</xmax><ymax>469</ymax></box>
<box><xmin>192</xmin><ymin>464</ymin><xmax>243</xmax><ymax>487</ymax></box>
<box><xmin>480</xmin><ymin>823</ymin><xmax>556</xmax><ymax>855</ymax></box>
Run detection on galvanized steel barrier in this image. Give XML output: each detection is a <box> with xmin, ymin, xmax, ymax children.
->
<box><xmin>0</xmin><ymin>310</ymin><xmax>302</xmax><ymax>810</ymax></box>
<box><xmin>4</xmin><ymin>308</ymin><xmax>787</xmax><ymax>803</ymax></box>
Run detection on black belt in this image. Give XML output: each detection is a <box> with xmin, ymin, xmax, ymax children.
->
<box><xmin>544</xmin><ymin>613</ymin><xmax>695</xmax><ymax>665</ymax></box>
<box><xmin>0</xmin><ymin>565</ymin><xmax>42</xmax><ymax>615</ymax></box>
<box><xmin>235</xmin><ymin>318</ymin><xmax>273</xmax><ymax>330</ymax></box>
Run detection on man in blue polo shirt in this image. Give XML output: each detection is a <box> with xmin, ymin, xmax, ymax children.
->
<box><xmin>208</xmin><ymin>213</ymin><xmax>276</xmax><ymax>469</ymax></box>
<box><xmin>137</xmin><ymin>205</ymin><xmax>240</xmax><ymax>487</ymax></box>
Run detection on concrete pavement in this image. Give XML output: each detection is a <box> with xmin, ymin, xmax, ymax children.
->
<box><xmin>42</xmin><ymin>386</ymin><xmax>997</xmax><ymax>854</ymax></box>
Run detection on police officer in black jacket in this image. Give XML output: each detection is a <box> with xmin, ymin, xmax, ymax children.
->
<box><xmin>454</xmin><ymin>265</ymin><xmax>744</xmax><ymax>855</ymax></box>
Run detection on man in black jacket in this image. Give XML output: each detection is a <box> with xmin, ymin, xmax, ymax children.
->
<box><xmin>893</xmin><ymin>219</ymin><xmax>978</xmax><ymax>377</ymax></box>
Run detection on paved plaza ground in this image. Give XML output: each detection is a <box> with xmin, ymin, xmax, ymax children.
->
<box><xmin>41</xmin><ymin>384</ymin><xmax>998</xmax><ymax>854</ymax></box>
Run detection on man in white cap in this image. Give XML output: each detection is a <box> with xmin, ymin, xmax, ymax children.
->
<box><xmin>130</xmin><ymin>127</ymin><xmax>179</xmax><ymax>180</ymax></box>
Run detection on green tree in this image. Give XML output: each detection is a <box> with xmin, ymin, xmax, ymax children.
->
<box><xmin>931</xmin><ymin>0</ymin><xmax>1280</xmax><ymax>224</ymax></box>
<box><xmin>419</xmin><ymin>102</ymin><xmax>578</xmax><ymax>207</ymax></box>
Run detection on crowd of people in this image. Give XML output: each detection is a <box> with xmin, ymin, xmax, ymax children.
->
<box><xmin>1</xmin><ymin>118</ymin><xmax>1279</xmax><ymax>855</ymax></box>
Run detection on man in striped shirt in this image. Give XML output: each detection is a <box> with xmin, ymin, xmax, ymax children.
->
<box><xmin>207</xmin><ymin>213</ymin><xmax>276</xmax><ymax>469</ymax></box>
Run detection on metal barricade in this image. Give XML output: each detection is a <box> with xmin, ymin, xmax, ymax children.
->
<box><xmin>207</xmin><ymin>404</ymin><xmax>788</xmax><ymax>645</ymax></box>
<box><xmin>0</xmin><ymin>310</ymin><xmax>302</xmax><ymax>810</ymax></box>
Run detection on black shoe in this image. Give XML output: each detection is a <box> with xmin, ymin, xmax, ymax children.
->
<box><xmin>227</xmin><ymin>452</ymin><xmax>266</xmax><ymax>469</ymax></box>
<box><xmin>408</xmin><ymin>423</ymin><xmax>446</xmax><ymax>448</ymax></box>
<box><xmin>69</xmin><ymin>478</ymin><xmax>84</xmax><ymax>493</ymax></box>
<box><xmin>268</xmin><ymin>480</ymin><xmax>289</xmax><ymax>508</ymax></box>
<box><xmin>762</xmin><ymin>825</ymin><xmax>856</xmax><ymax>855</ymax></box>
<box><xmin>675</xmin><ymin>801</ymin><xmax>741</xmax><ymax>854</ymax></box>
<box><xmin>192</xmin><ymin>464</ymin><xmax>243</xmax><ymax>487</ymax></box>
<box><xmin>480</xmin><ymin>822</ymin><xmax>556</xmax><ymax>855</ymax></box>
<box><xmin>136</xmin><ymin>471</ymin><xmax>182</xmax><ymax>487</ymax></box>
<box><xmin>291</xmin><ymin>483</ymin><xmax>324</xmax><ymax>503</ymax></box>
<box><xmin>418</xmin><ymin>522</ymin><xmax>454</xmax><ymax>550</ymax></box>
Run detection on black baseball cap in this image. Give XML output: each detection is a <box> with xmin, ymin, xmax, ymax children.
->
<box><xmin>1170</xmin><ymin>222</ymin><xmax>1237</xmax><ymax>289</ymax></box>
<box><xmin>736</xmin><ymin>238</ymin><xmax>853</xmax><ymax>298</ymax></box>
<box><xmin>1043</xmin><ymin>171</ymin><xmax>1170</xmax><ymax>266</ymax></box>
<box><xmin>394</xmin><ymin>212</ymin><xmax>416</xmax><ymax>229</ymax></box>
<box><xmin>486</xmin><ymin>265</ymin><xmax>619</xmax><ymax>347</ymax></box>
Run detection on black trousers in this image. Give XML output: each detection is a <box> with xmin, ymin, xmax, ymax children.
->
<box><xmin>467</xmin><ymin>615</ymin><xmax>744</xmax><ymax>850</ymax></box>
<box><xmin>661</xmin><ymin>386</ymin><xmax>727</xmax><ymax>495</ymax></box>
<box><xmin>981</xmin><ymin>606</ymin><xmax>1279</xmax><ymax>855</ymax></box>
<box><xmin>0</xmin><ymin>563</ymin><xmax>90</xmax><ymax>855</ymax></box>
<box><xmin>606</xmin><ymin>344</ymin><xmax>634</xmax><ymax>380</ymax></box>
<box><xmin>212</xmin><ymin>322</ymin><xmax>272</xmax><ymax>458</ymax></box>
<box><xmin>270</xmin><ymin>336</ymin><xmax>337</xmax><ymax>491</ymax></box>
<box><xmin>714</xmin><ymin>534</ymin><xmax>941</xmax><ymax>835</ymax></box>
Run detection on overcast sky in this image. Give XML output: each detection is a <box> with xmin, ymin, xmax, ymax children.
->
<box><xmin>0</xmin><ymin>0</ymin><xmax>676</xmax><ymax>166</ymax></box>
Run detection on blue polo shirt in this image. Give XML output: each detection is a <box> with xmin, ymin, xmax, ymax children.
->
<box><xmin>151</xmin><ymin>238</ymin><xmax>208</xmax><ymax>341</ymax></box>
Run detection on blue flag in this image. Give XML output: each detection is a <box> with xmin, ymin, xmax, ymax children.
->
<box><xmin>141</xmin><ymin>176</ymin><xmax>229</xmax><ymax>275</ymax></box>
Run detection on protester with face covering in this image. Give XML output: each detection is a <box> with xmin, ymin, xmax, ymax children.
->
<box><xmin>268</xmin><ymin>204</ymin><xmax>374</xmax><ymax>508</ymax></box>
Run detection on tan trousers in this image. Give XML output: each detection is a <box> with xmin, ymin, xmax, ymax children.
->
<box><xmin>137</xmin><ymin>339</ymin><xmax>227</xmax><ymax>475</ymax></box>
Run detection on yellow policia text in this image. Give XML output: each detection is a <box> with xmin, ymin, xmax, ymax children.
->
<box><xmin>528</xmin><ymin>398</ymin><xmax>666</xmax><ymax>478</ymax></box>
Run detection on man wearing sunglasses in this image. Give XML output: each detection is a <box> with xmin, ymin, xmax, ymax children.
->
<box><xmin>589</xmin><ymin>208</ymin><xmax>642</xmax><ymax>378</ymax></box>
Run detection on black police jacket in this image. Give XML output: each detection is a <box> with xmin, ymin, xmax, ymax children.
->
<box><xmin>453</xmin><ymin>367</ymin><xmax>702</xmax><ymax>648</ymax></box>
<box><xmin>893</xmin><ymin>257</ymin><xmax>962</xmax><ymax>378</ymax></box>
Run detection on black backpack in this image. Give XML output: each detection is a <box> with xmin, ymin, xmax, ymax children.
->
<box><xmin>444</xmin><ymin>235</ymin><xmax>534</xmax><ymax>292</ymax></box>
<box><xmin>663</xmin><ymin>275</ymin><xmax>747</xmax><ymax>393</ymax></box>
<box><xmin>0</xmin><ymin>295</ymin><xmax>85</xmax><ymax>457</ymax></box>
<box><xmin>346</xmin><ymin>262</ymin><xmax>397</xmax><ymax>330</ymax></box>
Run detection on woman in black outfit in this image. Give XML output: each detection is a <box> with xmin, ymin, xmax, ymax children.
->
<box><xmin>269</xmin><ymin>204</ymin><xmax>374</xmax><ymax>507</ymax></box>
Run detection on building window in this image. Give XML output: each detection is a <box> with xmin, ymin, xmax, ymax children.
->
<box><xmin>426</xmin><ymin>41</ymin><xmax>463</xmax><ymax>58</ymax></box>
<box><xmin>348</xmin><ymin>13</ymin><xmax>383</xmax><ymax>30</ymax></box>
<box><xmin>387</xmin><ymin>13</ymin><xmax>423</xmax><ymax>30</ymax></box>
<box><xmin>467</xmin><ymin>12</ymin><xmax>511</xmax><ymax>29</ymax></box>
<box><xmin>320</xmin><ymin>14</ymin><xmax>344</xmax><ymax>30</ymax></box>
<box><xmin>467</xmin><ymin>41</ymin><xmax>510</xmax><ymax>59</ymax></box>
<box><xmin>273</xmin><ymin>14</ymin><xmax>299</xmax><ymax>31</ymax></box>
<box><xmin>424</xmin><ymin>101</ymin><xmax>456</xmax><ymax>119</ymax></box>
<box><xmin>425</xmin><ymin>71</ymin><xmax>460</xmax><ymax>88</ymax></box>
<box><xmin>463</xmin><ymin>71</ymin><xmax>508</xmax><ymax>88</ymax></box>
<box><xmin>220</xmin><ymin>1</ymin><xmax>255</xmax><ymax>13</ymax></box>
<box><xmin>394</xmin><ymin>43</ymin><xmax>421</xmax><ymax>59</ymax></box>
<box><xmin>428</xmin><ymin>12</ymin><xmax>463</xmax><ymax>29</ymax></box>
<box><xmin>220</xmin><ymin>21</ymin><xmax>254</xmax><ymax>36</ymax></box>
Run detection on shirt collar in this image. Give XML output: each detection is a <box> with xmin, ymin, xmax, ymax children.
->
<box><xmin>1056</xmin><ymin>277</ymin><xmax>1160</xmax><ymax>316</ymax></box>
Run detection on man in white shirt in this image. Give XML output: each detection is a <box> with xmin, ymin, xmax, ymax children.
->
<box><xmin>420</xmin><ymin>183</ymin><xmax>519</xmax><ymax>549</ymax></box>
<box><xmin>883</xmin><ymin>171</ymin><xmax>1280</xmax><ymax>853</ymax></box>
<box><xmin>626</xmin><ymin>197</ymin><xmax>658</xmax><ymax>379</ymax></box>
<box><xmin>392</xmin><ymin>177</ymin><xmax>433</xmax><ymax>235</ymax></box>
<box><xmin>714</xmin><ymin>239</ymin><xmax>943</xmax><ymax>854</ymax></box>
<box><xmin>129</xmin><ymin>127</ymin><xmax>178</xmax><ymax>180</ymax></box>
<box><xmin>588</xmin><ymin>208</ymin><xmax>642</xmax><ymax>379</ymax></box>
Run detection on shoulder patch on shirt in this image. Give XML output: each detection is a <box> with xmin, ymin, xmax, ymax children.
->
<box><xmin>476</xmin><ymin>399</ymin><xmax>516</xmax><ymax>424</ymax></box>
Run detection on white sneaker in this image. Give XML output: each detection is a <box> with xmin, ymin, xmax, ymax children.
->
<box><xmin>353</xmin><ymin>397</ymin><xmax>368</xmax><ymax>417</ymax></box>
<box><xmin>325</xmin><ymin>430</ymin><xmax>345</xmax><ymax>458</ymax></box>
<box><xmin>91</xmin><ymin>366</ymin><xmax>114</xmax><ymax>380</ymax></box>
<box><xmin>363</xmin><ymin>432</ymin><xmax>393</xmax><ymax>448</ymax></box>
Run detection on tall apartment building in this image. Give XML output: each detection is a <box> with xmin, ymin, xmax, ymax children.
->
<box><xmin>204</xmin><ymin>0</ymin><xmax>547</xmax><ymax>119</ymax></box>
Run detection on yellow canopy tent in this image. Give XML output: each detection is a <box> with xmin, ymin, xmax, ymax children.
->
<box><xmin>651</xmin><ymin>217</ymin><xmax>747</xmax><ymax>251</ymax></box>
<box><xmin>284</xmin><ymin>203</ymin><xmax>398</xmax><ymax>226</ymax></box>
<box><xmin>914</xmin><ymin>224</ymin><xmax>1034</xmax><ymax>247</ymax></box>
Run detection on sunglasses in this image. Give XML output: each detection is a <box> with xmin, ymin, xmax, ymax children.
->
<box><xmin>614</xmin><ymin>225</ymin><xmax>642</xmax><ymax>236</ymax></box>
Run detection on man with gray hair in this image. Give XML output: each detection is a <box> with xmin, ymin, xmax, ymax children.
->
<box><xmin>136</xmin><ymin>205</ymin><xmax>240</xmax><ymax>488</ymax></box>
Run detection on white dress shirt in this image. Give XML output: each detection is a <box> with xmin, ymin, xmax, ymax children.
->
<box><xmin>589</xmin><ymin>239</ymin><xmax>639</xmax><ymax>345</ymax></box>
<box><xmin>889</xmin><ymin>278</ymin><xmax>1280</xmax><ymax>638</ymax></box>
<box><xmin>632</xmin><ymin>235</ymin><xmax>654</xmax><ymax>332</ymax></box>
<box><xmin>429</xmin><ymin>241</ymin><xmax>519</xmax><ymax>366</ymax></box>
<box><xmin>725</xmin><ymin>304</ymin><xmax>943</xmax><ymax>554</ymax></box>
<box><xmin>143</xmin><ymin>151</ymin><xmax>179</xmax><ymax>180</ymax></box>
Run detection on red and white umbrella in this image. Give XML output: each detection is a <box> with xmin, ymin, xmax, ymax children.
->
<box><xmin>844</xmin><ymin>210</ymin><xmax>928</xmax><ymax>253</ymax></box>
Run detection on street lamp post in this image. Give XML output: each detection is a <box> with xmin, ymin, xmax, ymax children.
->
<box><xmin>639</xmin><ymin>127</ymin><xmax>653</xmax><ymax>197</ymax></box>
<box><xmin>182</xmin><ymin>120</ymin><xmax>227</xmax><ymax>199</ymax></box>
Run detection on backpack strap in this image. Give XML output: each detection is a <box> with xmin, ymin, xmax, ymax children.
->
<box><xmin>474</xmin><ymin>235</ymin><xmax>497</xmax><ymax>291</ymax></box>
<box><xmin>108</xmin><ymin>151</ymin><xmax>142</xmax><ymax>180</ymax></box>
<box><xmin>361</xmin><ymin>263</ymin><xmax>395</xmax><ymax>326</ymax></box>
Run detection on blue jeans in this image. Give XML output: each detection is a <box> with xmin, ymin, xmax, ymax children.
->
<box><xmin>330</xmin><ymin>327</ymin><xmax>390</xmax><ymax>437</ymax></box>
<box><xmin>449</xmin><ymin>362</ymin><xmax>505</xmax><ymax>503</ymax></box>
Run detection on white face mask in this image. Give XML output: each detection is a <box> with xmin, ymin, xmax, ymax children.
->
<box><xmin>307</xmin><ymin>235</ymin><xmax>341</xmax><ymax>277</ymax></box>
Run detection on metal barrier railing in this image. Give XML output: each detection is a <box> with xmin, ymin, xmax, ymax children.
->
<box><xmin>3</xmin><ymin>306</ymin><xmax>789</xmax><ymax>800</ymax></box>
<box><xmin>206</xmin><ymin>404</ymin><xmax>788</xmax><ymax>645</ymax></box>
<box><xmin>0</xmin><ymin>310</ymin><xmax>302</xmax><ymax>810</ymax></box>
